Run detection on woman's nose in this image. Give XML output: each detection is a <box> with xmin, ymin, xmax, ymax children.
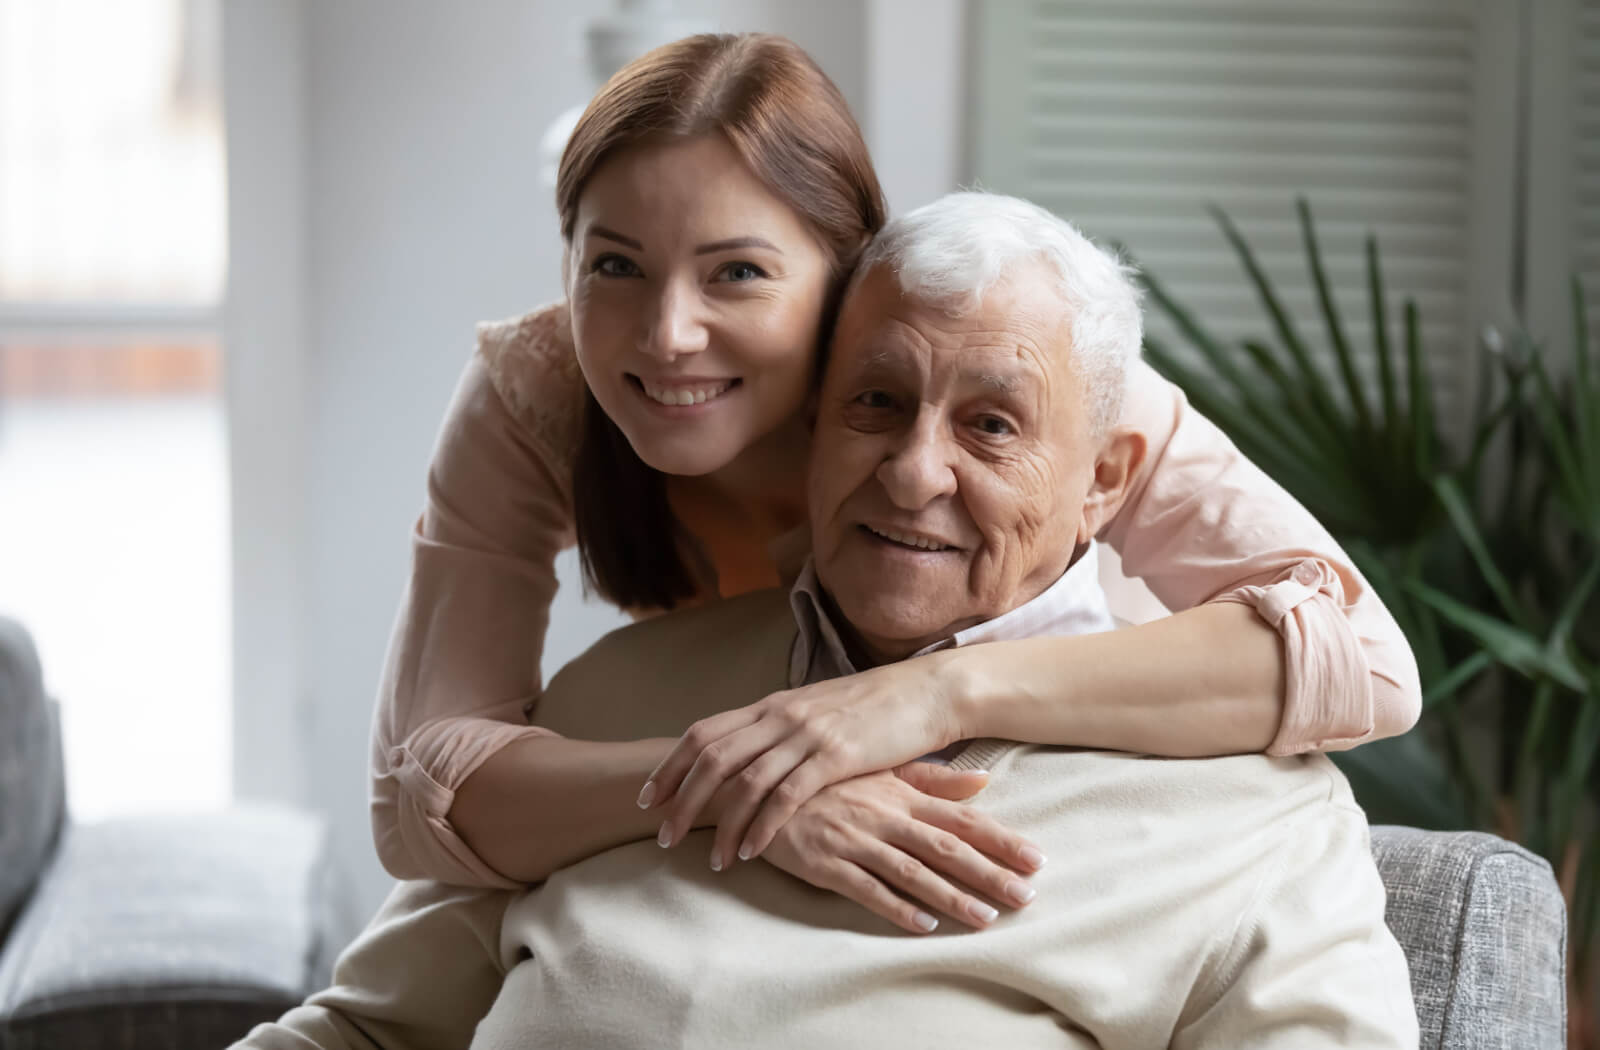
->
<box><xmin>875</xmin><ymin>416</ymin><xmax>958</xmax><ymax>509</ymax></box>
<box><xmin>641</xmin><ymin>282</ymin><xmax>709</xmax><ymax>362</ymax></box>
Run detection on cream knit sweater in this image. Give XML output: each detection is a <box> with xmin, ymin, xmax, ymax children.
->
<box><xmin>240</xmin><ymin>586</ymin><xmax>1416</xmax><ymax>1049</ymax></box>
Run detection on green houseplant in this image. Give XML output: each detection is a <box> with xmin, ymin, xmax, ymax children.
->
<box><xmin>1132</xmin><ymin>200</ymin><xmax>1598</xmax><ymax>1046</ymax></box>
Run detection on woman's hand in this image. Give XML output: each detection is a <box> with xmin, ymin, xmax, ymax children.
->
<box><xmin>758</xmin><ymin>761</ymin><xmax>1044</xmax><ymax>934</ymax></box>
<box><xmin>641</xmin><ymin>654</ymin><xmax>968</xmax><ymax>867</ymax></box>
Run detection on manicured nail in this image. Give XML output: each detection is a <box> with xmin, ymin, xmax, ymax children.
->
<box><xmin>657</xmin><ymin>823</ymin><xmax>672</xmax><ymax>848</ymax></box>
<box><xmin>1019</xmin><ymin>845</ymin><xmax>1047</xmax><ymax>870</ymax></box>
<box><xmin>1006</xmin><ymin>879</ymin><xmax>1036</xmax><ymax>905</ymax></box>
<box><xmin>968</xmin><ymin>901</ymin><xmax>999</xmax><ymax>924</ymax></box>
<box><xmin>710</xmin><ymin>852</ymin><xmax>722</xmax><ymax>872</ymax></box>
<box><xmin>913</xmin><ymin>911</ymin><xmax>939</xmax><ymax>932</ymax></box>
<box><xmin>737</xmin><ymin>843</ymin><xmax>753</xmax><ymax>861</ymax></box>
<box><xmin>636</xmin><ymin>781</ymin><xmax>656</xmax><ymax>809</ymax></box>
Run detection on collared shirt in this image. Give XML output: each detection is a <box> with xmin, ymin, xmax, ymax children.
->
<box><xmin>787</xmin><ymin>543</ymin><xmax>1118</xmax><ymax>690</ymax></box>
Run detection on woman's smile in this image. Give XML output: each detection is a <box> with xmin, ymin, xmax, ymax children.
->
<box><xmin>629</xmin><ymin>373</ymin><xmax>743</xmax><ymax>410</ymax></box>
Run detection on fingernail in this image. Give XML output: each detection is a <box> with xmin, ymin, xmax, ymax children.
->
<box><xmin>636</xmin><ymin>782</ymin><xmax>656</xmax><ymax>809</ymax></box>
<box><xmin>913</xmin><ymin>911</ymin><xmax>939</xmax><ymax>932</ymax></box>
<box><xmin>737</xmin><ymin>843</ymin><xmax>753</xmax><ymax>861</ymax></box>
<box><xmin>969</xmin><ymin>769</ymin><xmax>989</xmax><ymax>777</ymax></box>
<box><xmin>1006</xmin><ymin>879</ymin><xmax>1036</xmax><ymax>905</ymax></box>
<box><xmin>709</xmin><ymin>852</ymin><xmax>722</xmax><ymax>872</ymax></box>
<box><xmin>1019</xmin><ymin>845</ymin><xmax>1047</xmax><ymax>870</ymax></box>
<box><xmin>657</xmin><ymin>823</ymin><xmax>672</xmax><ymax>848</ymax></box>
<box><xmin>968</xmin><ymin>901</ymin><xmax>999</xmax><ymax>924</ymax></box>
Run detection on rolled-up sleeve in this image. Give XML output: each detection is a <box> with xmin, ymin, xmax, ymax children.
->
<box><xmin>369</xmin><ymin>313</ymin><xmax>581</xmax><ymax>886</ymax></box>
<box><xmin>1101</xmin><ymin>360</ymin><xmax>1422</xmax><ymax>755</ymax></box>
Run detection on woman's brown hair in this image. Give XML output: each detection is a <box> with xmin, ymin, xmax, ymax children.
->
<box><xmin>559</xmin><ymin>33</ymin><xmax>887</xmax><ymax>611</ymax></box>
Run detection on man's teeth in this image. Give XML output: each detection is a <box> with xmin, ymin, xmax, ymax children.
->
<box><xmin>867</xmin><ymin>525</ymin><xmax>949</xmax><ymax>551</ymax></box>
<box><xmin>640</xmin><ymin>380</ymin><xmax>733</xmax><ymax>406</ymax></box>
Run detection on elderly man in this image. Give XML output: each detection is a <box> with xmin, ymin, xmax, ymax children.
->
<box><xmin>239</xmin><ymin>192</ymin><xmax>1417</xmax><ymax>1050</ymax></box>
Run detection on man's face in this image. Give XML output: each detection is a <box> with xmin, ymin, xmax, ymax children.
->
<box><xmin>809</xmin><ymin>264</ymin><xmax>1124</xmax><ymax>663</ymax></box>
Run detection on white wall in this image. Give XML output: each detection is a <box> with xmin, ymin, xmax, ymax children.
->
<box><xmin>225</xmin><ymin>0</ymin><xmax>870</xmax><ymax>921</ymax></box>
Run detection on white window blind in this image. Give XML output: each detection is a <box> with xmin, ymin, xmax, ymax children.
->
<box><xmin>969</xmin><ymin>0</ymin><xmax>1506</xmax><ymax>420</ymax></box>
<box><xmin>1579</xmin><ymin>0</ymin><xmax>1600</xmax><ymax>352</ymax></box>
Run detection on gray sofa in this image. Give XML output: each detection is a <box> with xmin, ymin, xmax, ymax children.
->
<box><xmin>0</xmin><ymin>618</ymin><xmax>352</xmax><ymax>1049</ymax></box>
<box><xmin>0</xmin><ymin>616</ymin><xmax>1569</xmax><ymax>1048</ymax></box>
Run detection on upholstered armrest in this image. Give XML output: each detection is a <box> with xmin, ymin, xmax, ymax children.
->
<box><xmin>1370</xmin><ymin>824</ymin><xmax>1567</xmax><ymax>1050</ymax></box>
<box><xmin>0</xmin><ymin>806</ymin><xmax>351</xmax><ymax>1050</ymax></box>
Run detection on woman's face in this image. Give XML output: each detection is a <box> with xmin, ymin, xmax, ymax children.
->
<box><xmin>566</xmin><ymin>134</ymin><xmax>835</xmax><ymax>478</ymax></box>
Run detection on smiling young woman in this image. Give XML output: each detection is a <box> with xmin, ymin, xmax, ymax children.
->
<box><xmin>369</xmin><ymin>32</ymin><xmax>1422</xmax><ymax>934</ymax></box>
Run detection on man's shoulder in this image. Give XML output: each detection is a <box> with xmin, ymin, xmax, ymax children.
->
<box><xmin>989</xmin><ymin>745</ymin><xmax>1361</xmax><ymax>841</ymax></box>
<box><xmin>575</xmin><ymin>588</ymin><xmax>795</xmax><ymax>670</ymax></box>
<box><xmin>534</xmin><ymin>589</ymin><xmax>797</xmax><ymax>740</ymax></box>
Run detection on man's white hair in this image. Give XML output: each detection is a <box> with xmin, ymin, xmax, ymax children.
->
<box><xmin>853</xmin><ymin>191</ymin><xmax>1142</xmax><ymax>435</ymax></box>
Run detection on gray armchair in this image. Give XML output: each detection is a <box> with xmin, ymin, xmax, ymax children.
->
<box><xmin>1372</xmin><ymin>825</ymin><xmax>1568</xmax><ymax>1048</ymax></box>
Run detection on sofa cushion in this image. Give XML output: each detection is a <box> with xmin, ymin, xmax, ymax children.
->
<box><xmin>0</xmin><ymin>617</ymin><xmax>65</xmax><ymax>938</ymax></box>
<box><xmin>0</xmin><ymin>806</ymin><xmax>349</xmax><ymax>1050</ymax></box>
<box><xmin>1371</xmin><ymin>824</ymin><xmax>1567</xmax><ymax>1050</ymax></box>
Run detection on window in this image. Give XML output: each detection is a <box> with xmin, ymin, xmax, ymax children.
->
<box><xmin>0</xmin><ymin>0</ymin><xmax>229</xmax><ymax>819</ymax></box>
<box><xmin>968</xmin><ymin>0</ymin><xmax>1520</xmax><ymax>428</ymax></box>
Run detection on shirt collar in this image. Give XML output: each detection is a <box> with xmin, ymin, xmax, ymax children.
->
<box><xmin>788</xmin><ymin>543</ymin><xmax>1116</xmax><ymax>688</ymax></box>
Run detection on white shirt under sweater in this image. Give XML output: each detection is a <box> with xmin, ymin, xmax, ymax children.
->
<box><xmin>466</xmin><ymin>546</ymin><xmax>1418</xmax><ymax>1049</ymax></box>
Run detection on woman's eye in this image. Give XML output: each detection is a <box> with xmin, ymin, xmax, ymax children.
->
<box><xmin>717</xmin><ymin>261</ymin><xmax>768</xmax><ymax>283</ymax></box>
<box><xmin>976</xmin><ymin>415</ymin><xmax>1013</xmax><ymax>436</ymax></box>
<box><xmin>593</xmin><ymin>254</ymin><xmax>640</xmax><ymax>277</ymax></box>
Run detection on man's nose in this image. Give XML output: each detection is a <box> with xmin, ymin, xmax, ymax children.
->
<box><xmin>875</xmin><ymin>413</ymin><xmax>958</xmax><ymax>509</ymax></box>
<box><xmin>641</xmin><ymin>280</ymin><xmax>709</xmax><ymax>362</ymax></box>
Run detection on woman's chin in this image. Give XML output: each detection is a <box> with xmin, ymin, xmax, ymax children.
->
<box><xmin>627</xmin><ymin>434</ymin><xmax>741</xmax><ymax>478</ymax></box>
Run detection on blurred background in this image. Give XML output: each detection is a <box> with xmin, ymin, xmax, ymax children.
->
<box><xmin>0</xmin><ymin>0</ymin><xmax>1594</xmax><ymax>1012</ymax></box>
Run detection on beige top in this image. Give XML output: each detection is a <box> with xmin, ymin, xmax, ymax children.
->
<box><xmin>370</xmin><ymin>302</ymin><xmax>1424</xmax><ymax>887</ymax></box>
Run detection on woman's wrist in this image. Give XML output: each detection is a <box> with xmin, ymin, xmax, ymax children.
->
<box><xmin>931</xmin><ymin>644</ymin><xmax>1012</xmax><ymax>743</ymax></box>
<box><xmin>453</xmin><ymin>734</ymin><xmax>682</xmax><ymax>883</ymax></box>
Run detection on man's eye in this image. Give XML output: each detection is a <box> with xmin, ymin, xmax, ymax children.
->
<box><xmin>853</xmin><ymin>390</ymin><xmax>895</xmax><ymax>409</ymax></box>
<box><xmin>976</xmin><ymin>415</ymin><xmax>1013</xmax><ymax>436</ymax></box>
<box><xmin>716</xmin><ymin>261</ymin><xmax>768</xmax><ymax>283</ymax></box>
<box><xmin>593</xmin><ymin>254</ymin><xmax>641</xmax><ymax>277</ymax></box>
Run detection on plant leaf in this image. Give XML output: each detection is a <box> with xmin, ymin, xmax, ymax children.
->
<box><xmin>1550</xmin><ymin>553</ymin><xmax>1600</xmax><ymax>652</ymax></box>
<box><xmin>1405</xmin><ymin>579</ymin><xmax>1586</xmax><ymax>690</ymax></box>
<box><xmin>1405</xmin><ymin>299</ymin><xmax>1435</xmax><ymax>477</ymax></box>
<box><xmin>1550</xmin><ymin>697</ymin><xmax>1600</xmax><ymax>858</ymax></box>
<box><xmin>1527</xmin><ymin>353</ymin><xmax>1599</xmax><ymax>534</ymax></box>
<box><xmin>1423</xmin><ymin>649</ymin><xmax>1494</xmax><ymax>710</ymax></box>
<box><xmin>1210</xmin><ymin>205</ymin><xmax>1346</xmax><ymax>430</ymax></box>
<box><xmin>1430</xmin><ymin>475</ymin><xmax>1529</xmax><ymax>625</ymax></box>
<box><xmin>1366</xmin><ymin>234</ymin><xmax>1402</xmax><ymax>452</ymax></box>
<box><xmin>1328</xmin><ymin>733</ymin><xmax>1472</xmax><ymax>831</ymax></box>
<box><xmin>1298</xmin><ymin>198</ymin><xmax>1373</xmax><ymax>435</ymax></box>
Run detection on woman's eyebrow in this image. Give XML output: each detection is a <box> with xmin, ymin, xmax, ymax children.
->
<box><xmin>695</xmin><ymin>236</ymin><xmax>782</xmax><ymax>255</ymax></box>
<box><xmin>589</xmin><ymin>225</ymin><xmax>642</xmax><ymax>250</ymax></box>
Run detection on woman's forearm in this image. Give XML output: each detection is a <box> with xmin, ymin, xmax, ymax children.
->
<box><xmin>451</xmin><ymin>734</ymin><xmax>684</xmax><ymax>883</ymax></box>
<box><xmin>946</xmin><ymin>602</ymin><xmax>1284</xmax><ymax>757</ymax></box>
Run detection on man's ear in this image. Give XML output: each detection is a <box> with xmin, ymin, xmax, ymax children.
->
<box><xmin>1076</xmin><ymin>425</ymin><xmax>1147</xmax><ymax>545</ymax></box>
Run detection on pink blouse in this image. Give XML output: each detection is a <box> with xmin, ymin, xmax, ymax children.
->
<box><xmin>370</xmin><ymin>304</ymin><xmax>1422</xmax><ymax>888</ymax></box>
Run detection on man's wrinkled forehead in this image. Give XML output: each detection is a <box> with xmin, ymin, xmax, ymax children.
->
<box><xmin>848</xmin><ymin>341</ymin><xmax>1040</xmax><ymax>397</ymax></box>
<box><xmin>826</xmin><ymin>266</ymin><xmax>1066</xmax><ymax>391</ymax></box>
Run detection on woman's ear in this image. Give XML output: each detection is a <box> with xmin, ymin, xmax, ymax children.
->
<box><xmin>1076</xmin><ymin>426</ymin><xmax>1148</xmax><ymax>545</ymax></box>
